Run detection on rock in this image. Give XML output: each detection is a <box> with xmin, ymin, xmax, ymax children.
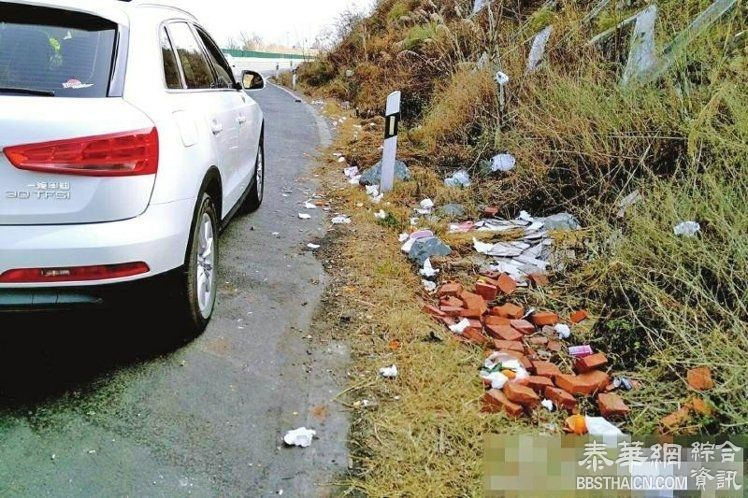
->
<box><xmin>492</xmin><ymin>303</ymin><xmax>525</xmax><ymax>319</ymax></box>
<box><xmin>504</xmin><ymin>382</ymin><xmax>540</xmax><ymax>407</ymax></box>
<box><xmin>687</xmin><ymin>367</ymin><xmax>714</xmax><ymax>391</ymax></box>
<box><xmin>538</xmin><ymin>213</ymin><xmax>581</xmax><ymax>231</ymax></box>
<box><xmin>483</xmin><ymin>389</ymin><xmax>524</xmax><ymax>417</ymax></box>
<box><xmin>597</xmin><ymin>393</ymin><xmax>631</xmax><ymax>418</ymax></box>
<box><xmin>556</xmin><ymin>371</ymin><xmax>610</xmax><ymax>396</ymax></box>
<box><xmin>408</xmin><ymin>237</ymin><xmax>451</xmax><ymax>266</ymax></box>
<box><xmin>439</xmin><ymin>203</ymin><xmax>466</xmax><ymax>218</ymax></box>
<box><xmin>545</xmin><ymin>386</ymin><xmax>578</xmax><ymax>412</ymax></box>
<box><xmin>359</xmin><ymin>160</ymin><xmax>411</xmax><ymax>186</ymax></box>
<box><xmin>575</xmin><ymin>353</ymin><xmax>609</xmax><ymax>373</ymax></box>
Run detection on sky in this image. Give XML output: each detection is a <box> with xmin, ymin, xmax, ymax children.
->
<box><xmin>159</xmin><ymin>0</ymin><xmax>374</xmax><ymax>49</ymax></box>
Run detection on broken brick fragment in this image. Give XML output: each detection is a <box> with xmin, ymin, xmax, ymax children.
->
<box><xmin>661</xmin><ymin>407</ymin><xmax>691</xmax><ymax>431</ymax></box>
<box><xmin>556</xmin><ymin>370</ymin><xmax>610</xmax><ymax>396</ymax></box>
<box><xmin>437</xmin><ymin>282</ymin><xmax>463</xmax><ymax>298</ymax></box>
<box><xmin>484</xmin><ymin>315</ymin><xmax>511</xmax><ymax>327</ymax></box>
<box><xmin>528</xmin><ymin>273</ymin><xmax>550</xmax><ymax>287</ymax></box>
<box><xmin>530</xmin><ymin>311</ymin><xmax>559</xmax><ymax>327</ymax></box>
<box><xmin>492</xmin><ymin>340</ymin><xmax>525</xmax><ymax>353</ymax></box>
<box><xmin>440</xmin><ymin>296</ymin><xmax>464</xmax><ymax>308</ymax></box>
<box><xmin>486</xmin><ymin>324</ymin><xmax>523</xmax><ymax>342</ymax></box>
<box><xmin>483</xmin><ymin>206</ymin><xmax>499</xmax><ymax>218</ymax></box>
<box><xmin>687</xmin><ymin>397</ymin><xmax>714</xmax><ymax>417</ymax></box>
<box><xmin>547</xmin><ymin>340</ymin><xmax>563</xmax><ymax>353</ymax></box>
<box><xmin>439</xmin><ymin>306</ymin><xmax>464</xmax><ymax>317</ymax></box>
<box><xmin>510</xmin><ymin>319</ymin><xmax>535</xmax><ymax>335</ymax></box>
<box><xmin>687</xmin><ymin>367</ymin><xmax>714</xmax><ymax>391</ymax></box>
<box><xmin>461</xmin><ymin>328</ymin><xmax>488</xmax><ymax>345</ymax></box>
<box><xmin>467</xmin><ymin>319</ymin><xmax>483</xmax><ymax>329</ymax></box>
<box><xmin>597</xmin><ymin>393</ymin><xmax>631</xmax><ymax>418</ymax></box>
<box><xmin>523</xmin><ymin>376</ymin><xmax>554</xmax><ymax>393</ymax></box>
<box><xmin>459</xmin><ymin>308</ymin><xmax>484</xmax><ymax>319</ymax></box>
<box><xmin>483</xmin><ymin>389</ymin><xmax>523</xmax><ymax>417</ymax></box>
<box><xmin>423</xmin><ymin>304</ymin><xmax>446</xmax><ymax>318</ymax></box>
<box><xmin>570</xmin><ymin>310</ymin><xmax>589</xmax><ymax>324</ymax></box>
<box><xmin>545</xmin><ymin>386</ymin><xmax>577</xmax><ymax>411</ymax></box>
<box><xmin>475</xmin><ymin>282</ymin><xmax>498</xmax><ymax>302</ymax></box>
<box><xmin>460</xmin><ymin>291</ymin><xmax>488</xmax><ymax>315</ymax></box>
<box><xmin>532</xmin><ymin>361</ymin><xmax>563</xmax><ymax>379</ymax></box>
<box><xmin>492</xmin><ymin>303</ymin><xmax>524</xmax><ymax>319</ymax></box>
<box><xmin>575</xmin><ymin>353</ymin><xmax>608</xmax><ymax>373</ymax></box>
<box><xmin>504</xmin><ymin>382</ymin><xmax>540</xmax><ymax>407</ymax></box>
<box><xmin>497</xmin><ymin>274</ymin><xmax>517</xmax><ymax>295</ymax></box>
<box><xmin>480</xmin><ymin>270</ymin><xmax>501</xmax><ymax>280</ymax></box>
<box><xmin>528</xmin><ymin>336</ymin><xmax>549</xmax><ymax>346</ymax></box>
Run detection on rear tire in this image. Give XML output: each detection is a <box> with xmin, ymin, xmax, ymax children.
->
<box><xmin>240</xmin><ymin>133</ymin><xmax>265</xmax><ymax>214</ymax></box>
<box><xmin>170</xmin><ymin>193</ymin><xmax>219</xmax><ymax>337</ymax></box>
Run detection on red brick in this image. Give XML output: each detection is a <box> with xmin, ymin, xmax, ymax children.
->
<box><xmin>467</xmin><ymin>319</ymin><xmax>483</xmax><ymax>329</ymax></box>
<box><xmin>528</xmin><ymin>336</ymin><xmax>549</xmax><ymax>346</ymax></box>
<box><xmin>480</xmin><ymin>270</ymin><xmax>501</xmax><ymax>280</ymax></box>
<box><xmin>523</xmin><ymin>376</ymin><xmax>554</xmax><ymax>393</ymax></box>
<box><xmin>486</xmin><ymin>324</ymin><xmax>523</xmax><ymax>342</ymax></box>
<box><xmin>438</xmin><ymin>316</ymin><xmax>457</xmax><ymax>327</ymax></box>
<box><xmin>440</xmin><ymin>296</ymin><xmax>464</xmax><ymax>308</ymax></box>
<box><xmin>475</xmin><ymin>282</ymin><xmax>498</xmax><ymax>302</ymax></box>
<box><xmin>460</xmin><ymin>291</ymin><xmax>488</xmax><ymax>315</ymax></box>
<box><xmin>510</xmin><ymin>320</ymin><xmax>535</xmax><ymax>335</ymax></box>
<box><xmin>491</xmin><ymin>303</ymin><xmax>524</xmax><ymax>319</ymax></box>
<box><xmin>661</xmin><ymin>407</ymin><xmax>691</xmax><ymax>431</ymax></box>
<box><xmin>492</xmin><ymin>340</ymin><xmax>524</xmax><ymax>353</ymax></box>
<box><xmin>575</xmin><ymin>353</ymin><xmax>608</xmax><ymax>373</ymax></box>
<box><xmin>504</xmin><ymin>382</ymin><xmax>540</xmax><ymax>407</ymax></box>
<box><xmin>439</xmin><ymin>306</ymin><xmax>464</xmax><ymax>317</ymax></box>
<box><xmin>459</xmin><ymin>308</ymin><xmax>484</xmax><ymax>319</ymax></box>
<box><xmin>497</xmin><ymin>274</ymin><xmax>517</xmax><ymax>295</ymax></box>
<box><xmin>687</xmin><ymin>367</ymin><xmax>714</xmax><ymax>391</ymax></box>
<box><xmin>484</xmin><ymin>315</ymin><xmax>511</xmax><ymax>327</ymax></box>
<box><xmin>556</xmin><ymin>371</ymin><xmax>610</xmax><ymax>396</ymax></box>
<box><xmin>530</xmin><ymin>311</ymin><xmax>559</xmax><ymax>327</ymax></box>
<box><xmin>597</xmin><ymin>393</ymin><xmax>630</xmax><ymax>418</ymax></box>
<box><xmin>423</xmin><ymin>304</ymin><xmax>446</xmax><ymax>317</ymax></box>
<box><xmin>462</xmin><ymin>328</ymin><xmax>487</xmax><ymax>345</ymax></box>
<box><xmin>528</xmin><ymin>273</ymin><xmax>550</xmax><ymax>287</ymax></box>
<box><xmin>569</xmin><ymin>310</ymin><xmax>589</xmax><ymax>324</ymax></box>
<box><xmin>437</xmin><ymin>282</ymin><xmax>463</xmax><ymax>298</ymax></box>
<box><xmin>545</xmin><ymin>386</ymin><xmax>578</xmax><ymax>412</ymax></box>
<box><xmin>533</xmin><ymin>361</ymin><xmax>563</xmax><ymax>379</ymax></box>
<box><xmin>483</xmin><ymin>206</ymin><xmax>499</xmax><ymax>218</ymax></box>
<box><xmin>482</xmin><ymin>389</ymin><xmax>523</xmax><ymax>417</ymax></box>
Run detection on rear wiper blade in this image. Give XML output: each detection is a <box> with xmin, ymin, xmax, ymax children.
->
<box><xmin>0</xmin><ymin>87</ymin><xmax>55</xmax><ymax>96</ymax></box>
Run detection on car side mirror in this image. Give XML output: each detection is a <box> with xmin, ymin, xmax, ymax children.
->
<box><xmin>241</xmin><ymin>70</ymin><xmax>265</xmax><ymax>91</ymax></box>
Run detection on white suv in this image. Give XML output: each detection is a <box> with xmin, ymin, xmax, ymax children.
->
<box><xmin>0</xmin><ymin>0</ymin><xmax>266</xmax><ymax>334</ymax></box>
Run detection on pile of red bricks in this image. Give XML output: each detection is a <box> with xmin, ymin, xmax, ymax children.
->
<box><xmin>423</xmin><ymin>273</ymin><xmax>631</xmax><ymax>422</ymax></box>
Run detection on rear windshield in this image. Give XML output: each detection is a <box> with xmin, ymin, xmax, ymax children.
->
<box><xmin>0</xmin><ymin>3</ymin><xmax>117</xmax><ymax>98</ymax></box>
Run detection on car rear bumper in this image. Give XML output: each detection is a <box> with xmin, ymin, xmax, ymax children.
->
<box><xmin>0</xmin><ymin>198</ymin><xmax>195</xmax><ymax>290</ymax></box>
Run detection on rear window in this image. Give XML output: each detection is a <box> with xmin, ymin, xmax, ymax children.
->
<box><xmin>0</xmin><ymin>3</ymin><xmax>117</xmax><ymax>98</ymax></box>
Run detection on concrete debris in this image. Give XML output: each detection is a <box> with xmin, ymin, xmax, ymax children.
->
<box><xmin>379</xmin><ymin>365</ymin><xmax>398</xmax><ymax>378</ymax></box>
<box><xmin>331</xmin><ymin>215</ymin><xmax>351</xmax><ymax>225</ymax></box>
<box><xmin>490</xmin><ymin>153</ymin><xmax>517</xmax><ymax>172</ymax></box>
<box><xmin>527</xmin><ymin>26</ymin><xmax>553</xmax><ymax>73</ymax></box>
<box><xmin>444</xmin><ymin>169</ymin><xmax>472</xmax><ymax>188</ymax></box>
<box><xmin>298</xmin><ymin>213</ymin><xmax>312</xmax><ymax>220</ymax></box>
<box><xmin>416</xmin><ymin>198</ymin><xmax>435</xmax><ymax>215</ymax></box>
<box><xmin>408</xmin><ymin>237</ymin><xmax>452</xmax><ymax>266</ymax></box>
<box><xmin>283</xmin><ymin>427</ymin><xmax>316</xmax><ymax>448</ymax></box>
<box><xmin>359</xmin><ymin>160</ymin><xmax>411</xmax><ymax>186</ymax></box>
<box><xmin>674</xmin><ymin>221</ymin><xmax>701</xmax><ymax>237</ymax></box>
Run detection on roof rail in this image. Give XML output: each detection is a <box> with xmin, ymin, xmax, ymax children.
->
<box><xmin>117</xmin><ymin>1</ymin><xmax>197</xmax><ymax>19</ymax></box>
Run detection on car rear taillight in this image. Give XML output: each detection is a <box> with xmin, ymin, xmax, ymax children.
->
<box><xmin>3</xmin><ymin>128</ymin><xmax>159</xmax><ymax>177</ymax></box>
<box><xmin>0</xmin><ymin>262</ymin><xmax>150</xmax><ymax>283</ymax></box>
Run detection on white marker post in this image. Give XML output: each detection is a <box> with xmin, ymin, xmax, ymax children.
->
<box><xmin>380</xmin><ymin>91</ymin><xmax>401</xmax><ymax>193</ymax></box>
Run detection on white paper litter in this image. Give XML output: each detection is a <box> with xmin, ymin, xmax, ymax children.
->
<box><xmin>337</xmin><ymin>156</ymin><xmax>347</xmax><ymax>163</ymax></box>
<box><xmin>585</xmin><ymin>417</ymin><xmax>624</xmax><ymax>437</ymax></box>
<box><xmin>374</xmin><ymin>210</ymin><xmax>387</xmax><ymax>220</ymax></box>
<box><xmin>473</xmin><ymin>238</ymin><xmax>529</xmax><ymax>257</ymax></box>
<box><xmin>283</xmin><ymin>427</ymin><xmax>316</xmax><ymax>448</ymax></box>
<box><xmin>422</xmin><ymin>280</ymin><xmax>437</xmax><ymax>292</ymax></box>
<box><xmin>307</xmin><ymin>243</ymin><xmax>321</xmax><ymax>250</ymax></box>
<box><xmin>541</xmin><ymin>399</ymin><xmax>554</xmax><ymax>412</ymax></box>
<box><xmin>298</xmin><ymin>213</ymin><xmax>312</xmax><ymax>220</ymax></box>
<box><xmin>481</xmin><ymin>371</ymin><xmax>509</xmax><ymax>390</ymax></box>
<box><xmin>449</xmin><ymin>319</ymin><xmax>471</xmax><ymax>335</ymax></box>
<box><xmin>674</xmin><ymin>221</ymin><xmax>701</xmax><ymax>237</ymax></box>
<box><xmin>303</xmin><ymin>202</ymin><xmax>317</xmax><ymax>210</ymax></box>
<box><xmin>554</xmin><ymin>324</ymin><xmax>572</xmax><ymax>339</ymax></box>
<box><xmin>343</xmin><ymin>166</ymin><xmax>359</xmax><ymax>178</ymax></box>
<box><xmin>331</xmin><ymin>215</ymin><xmax>351</xmax><ymax>225</ymax></box>
<box><xmin>491</xmin><ymin>153</ymin><xmax>516</xmax><ymax>172</ymax></box>
<box><xmin>379</xmin><ymin>365</ymin><xmax>398</xmax><ymax>378</ymax></box>
<box><xmin>419</xmin><ymin>258</ymin><xmax>439</xmax><ymax>278</ymax></box>
<box><xmin>398</xmin><ymin>233</ymin><xmax>410</xmax><ymax>243</ymax></box>
<box><xmin>444</xmin><ymin>170</ymin><xmax>472</xmax><ymax>188</ymax></box>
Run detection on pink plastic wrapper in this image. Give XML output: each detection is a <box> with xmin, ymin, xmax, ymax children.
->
<box><xmin>568</xmin><ymin>345</ymin><xmax>594</xmax><ymax>358</ymax></box>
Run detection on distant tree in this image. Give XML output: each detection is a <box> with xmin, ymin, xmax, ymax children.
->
<box><xmin>238</xmin><ymin>31</ymin><xmax>263</xmax><ymax>51</ymax></box>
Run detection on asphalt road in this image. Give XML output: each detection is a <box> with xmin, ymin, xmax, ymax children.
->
<box><xmin>0</xmin><ymin>84</ymin><xmax>348</xmax><ymax>497</ymax></box>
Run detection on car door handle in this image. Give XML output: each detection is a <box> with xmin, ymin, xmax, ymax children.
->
<box><xmin>210</xmin><ymin>121</ymin><xmax>224</xmax><ymax>135</ymax></box>
<box><xmin>237</xmin><ymin>115</ymin><xmax>247</xmax><ymax>125</ymax></box>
